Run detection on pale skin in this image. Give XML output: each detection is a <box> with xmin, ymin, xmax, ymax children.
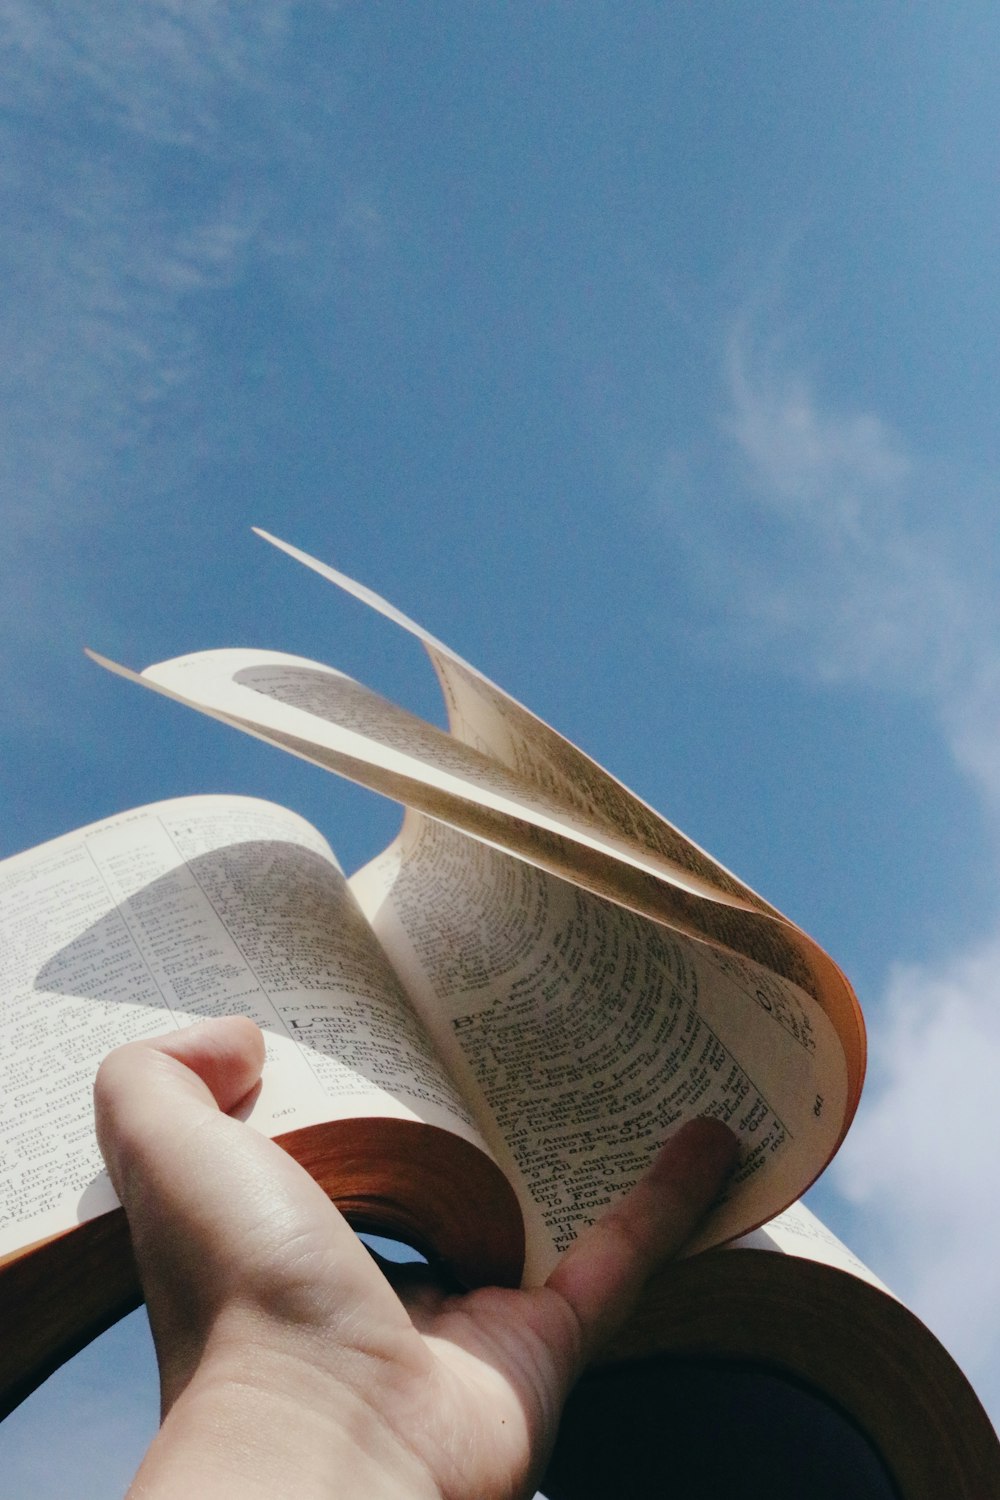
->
<box><xmin>94</xmin><ymin>1016</ymin><xmax>738</xmax><ymax>1500</ymax></box>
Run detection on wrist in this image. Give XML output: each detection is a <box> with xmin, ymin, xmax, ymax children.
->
<box><xmin>130</xmin><ymin>1334</ymin><xmax>445</xmax><ymax>1500</ymax></box>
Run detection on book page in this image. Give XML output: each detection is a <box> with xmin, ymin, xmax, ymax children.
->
<box><xmin>0</xmin><ymin>796</ymin><xmax>485</xmax><ymax>1260</ymax></box>
<box><xmin>350</xmin><ymin>815</ymin><xmax>849</xmax><ymax>1284</ymax></box>
<box><xmin>93</xmin><ymin>647</ymin><xmax>761</xmax><ymax>911</ymax></box>
<box><xmin>254</xmin><ymin>530</ymin><xmax>777</xmax><ymax>913</ymax></box>
<box><xmin>91</xmin><ymin>542</ymin><xmax>864</xmax><ymax>1125</ymax></box>
<box><xmin>91</xmin><ymin>648</ymin><xmax>865</xmax><ymax>1103</ymax></box>
<box><xmin>730</xmin><ymin>1199</ymin><xmax>894</xmax><ymax>1295</ymax></box>
<box><xmin>427</xmin><ymin>649</ymin><xmax>784</xmax><ymax>912</ymax></box>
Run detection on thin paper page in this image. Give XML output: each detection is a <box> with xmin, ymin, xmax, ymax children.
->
<box><xmin>0</xmin><ymin>796</ymin><xmax>485</xmax><ymax>1259</ymax></box>
<box><xmin>90</xmin><ymin>647</ymin><xmax>865</xmax><ymax>1104</ymax></box>
<box><xmin>254</xmin><ymin>528</ymin><xmax>778</xmax><ymax>914</ymax></box>
<box><xmin>731</xmin><ymin>1200</ymin><xmax>894</xmax><ymax>1295</ymax></box>
<box><xmin>92</xmin><ymin>645</ymin><xmax>760</xmax><ymax>909</ymax></box>
<box><xmin>351</xmin><ymin>816</ymin><xmax>849</xmax><ymax>1283</ymax></box>
<box><xmin>244</xmin><ymin>534</ymin><xmax>862</xmax><ymax>1102</ymax></box>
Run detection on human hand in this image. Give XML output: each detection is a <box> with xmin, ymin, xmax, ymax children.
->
<box><xmin>95</xmin><ymin>1017</ymin><xmax>737</xmax><ymax>1500</ymax></box>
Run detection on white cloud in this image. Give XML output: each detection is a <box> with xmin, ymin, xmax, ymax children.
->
<box><xmin>0</xmin><ymin>3</ymin><xmax>294</xmax><ymax>503</ymax></box>
<box><xmin>0</xmin><ymin>2</ymin><xmax>306</xmax><ymax>146</ymax></box>
<box><xmin>0</xmin><ymin>2</ymin><xmax>377</xmax><ymax>731</ymax></box>
<box><xmin>727</xmin><ymin>328</ymin><xmax>911</xmax><ymax>514</ymax></box>
<box><xmin>713</xmin><ymin>312</ymin><xmax>1000</xmax><ymax>1419</ymax></box>
<box><xmin>0</xmin><ymin>1</ymin><xmax>380</xmax><ymax>540</ymax></box>
<box><xmin>834</xmin><ymin>939</ymin><xmax>1000</xmax><ymax>1411</ymax></box>
<box><xmin>718</xmin><ymin>321</ymin><xmax>989</xmax><ymax>700</ymax></box>
<box><xmin>944</xmin><ymin>663</ymin><xmax>1000</xmax><ymax>813</ymax></box>
<box><xmin>719</xmin><ymin>316</ymin><xmax>1000</xmax><ymax>803</ymax></box>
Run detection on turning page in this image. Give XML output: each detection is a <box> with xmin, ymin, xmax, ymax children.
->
<box><xmin>90</xmin><ymin>641</ymin><xmax>864</xmax><ymax>1117</ymax></box>
<box><xmin>351</xmin><ymin>815</ymin><xmax>849</xmax><ymax>1283</ymax></box>
<box><xmin>254</xmin><ymin>530</ymin><xmax>777</xmax><ymax>911</ymax></box>
<box><xmin>252</xmin><ymin>532</ymin><xmax>865</xmax><ymax>1101</ymax></box>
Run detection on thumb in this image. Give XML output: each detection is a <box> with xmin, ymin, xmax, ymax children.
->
<box><xmin>93</xmin><ymin>1016</ymin><xmax>412</xmax><ymax>1365</ymax></box>
<box><xmin>94</xmin><ymin>1017</ymin><xmax>390</xmax><ymax>1411</ymax></box>
<box><xmin>94</xmin><ymin>1015</ymin><xmax>266</xmax><ymax>1199</ymax></box>
<box><xmin>545</xmin><ymin>1117</ymin><xmax>738</xmax><ymax>1369</ymax></box>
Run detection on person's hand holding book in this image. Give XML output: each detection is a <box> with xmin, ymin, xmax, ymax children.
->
<box><xmin>94</xmin><ymin>1015</ymin><xmax>737</xmax><ymax>1500</ymax></box>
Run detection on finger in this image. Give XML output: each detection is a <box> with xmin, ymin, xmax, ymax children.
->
<box><xmin>95</xmin><ymin>1018</ymin><xmax>422</xmax><ymax>1409</ymax></box>
<box><xmin>94</xmin><ymin>1015</ymin><xmax>265</xmax><ymax>1195</ymax></box>
<box><xmin>94</xmin><ymin>1014</ymin><xmax>341</xmax><ymax>1313</ymax></box>
<box><xmin>94</xmin><ymin>1017</ymin><xmax>408</xmax><ymax>1327</ymax></box>
<box><xmin>546</xmin><ymin>1117</ymin><xmax>738</xmax><ymax>1366</ymax></box>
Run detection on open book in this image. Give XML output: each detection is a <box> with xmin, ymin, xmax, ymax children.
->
<box><xmin>1</xmin><ymin>533</ymin><xmax>995</xmax><ymax>1493</ymax></box>
<box><xmin>545</xmin><ymin>1201</ymin><xmax>998</xmax><ymax>1499</ymax></box>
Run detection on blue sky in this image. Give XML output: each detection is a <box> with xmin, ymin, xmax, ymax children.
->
<box><xmin>2</xmin><ymin>3</ymin><xmax>1000</xmax><ymax>1489</ymax></box>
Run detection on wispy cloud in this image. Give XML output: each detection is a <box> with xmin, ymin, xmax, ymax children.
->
<box><xmin>0</xmin><ymin>2</ymin><xmax>300</xmax><ymax>511</ymax></box>
<box><xmin>718</xmin><ymin>319</ymin><xmax>989</xmax><ymax>700</ymax></box>
<box><xmin>727</xmin><ymin>328</ymin><xmax>911</xmax><ymax>513</ymax></box>
<box><xmin>0</xmin><ymin>2</ymin><xmax>305</xmax><ymax>146</ymax></box>
<box><xmin>0</xmin><ymin>10</ymin><xmax>265</xmax><ymax>728</ymax></box>
<box><xmin>710</xmin><ymin>308</ymin><xmax>1000</xmax><ymax>1416</ymax></box>
<box><xmin>0</xmin><ymin>3</ymin><xmax>378</xmax><ymax>730</ymax></box>
<box><xmin>720</xmin><ymin>314</ymin><xmax>1000</xmax><ymax>808</ymax></box>
<box><xmin>835</xmin><ymin>939</ymin><xmax>1000</xmax><ymax>1406</ymax></box>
